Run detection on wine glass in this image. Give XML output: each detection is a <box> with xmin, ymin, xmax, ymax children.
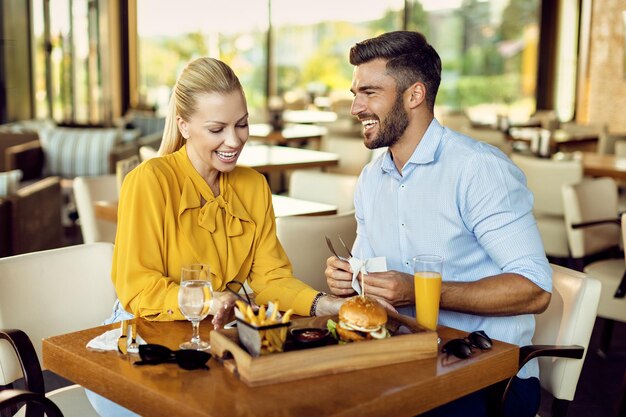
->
<box><xmin>178</xmin><ymin>264</ymin><xmax>212</xmax><ymax>350</ymax></box>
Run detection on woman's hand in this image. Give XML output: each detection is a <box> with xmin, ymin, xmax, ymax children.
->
<box><xmin>210</xmin><ymin>291</ymin><xmax>240</xmax><ymax>330</ymax></box>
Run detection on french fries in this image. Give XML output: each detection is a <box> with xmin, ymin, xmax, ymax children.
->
<box><xmin>235</xmin><ymin>300</ymin><xmax>294</xmax><ymax>355</ymax></box>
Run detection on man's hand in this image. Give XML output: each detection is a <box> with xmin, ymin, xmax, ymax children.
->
<box><xmin>361</xmin><ymin>271</ymin><xmax>414</xmax><ymax>307</ymax></box>
<box><xmin>325</xmin><ymin>256</ymin><xmax>357</xmax><ymax>297</ymax></box>
<box><xmin>326</xmin><ymin>254</ymin><xmax>414</xmax><ymax>308</ymax></box>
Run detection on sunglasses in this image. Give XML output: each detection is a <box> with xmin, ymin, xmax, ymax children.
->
<box><xmin>441</xmin><ymin>330</ymin><xmax>493</xmax><ymax>360</ymax></box>
<box><xmin>134</xmin><ymin>344</ymin><xmax>211</xmax><ymax>370</ymax></box>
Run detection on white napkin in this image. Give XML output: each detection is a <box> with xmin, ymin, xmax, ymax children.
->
<box><xmin>86</xmin><ymin>327</ymin><xmax>147</xmax><ymax>351</ymax></box>
<box><xmin>348</xmin><ymin>256</ymin><xmax>387</xmax><ymax>294</ymax></box>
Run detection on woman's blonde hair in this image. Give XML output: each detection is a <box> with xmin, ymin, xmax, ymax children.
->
<box><xmin>158</xmin><ymin>57</ymin><xmax>243</xmax><ymax>155</ymax></box>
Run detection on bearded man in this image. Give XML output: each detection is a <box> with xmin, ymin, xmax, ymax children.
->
<box><xmin>324</xmin><ymin>31</ymin><xmax>552</xmax><ymax>417</ymax></box>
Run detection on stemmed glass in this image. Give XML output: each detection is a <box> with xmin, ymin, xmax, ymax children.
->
<box><xmin>178</xmin><ymin>264</ymin><xmax>212</xmax><ymax>351</ymax></box>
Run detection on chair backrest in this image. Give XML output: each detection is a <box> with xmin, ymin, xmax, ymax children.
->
<box><xmin>0</xmin><ymin>243</ymin><xmax>116</xmax><ymax>386</ymax></box>
<box><xmin>287</xmin><ymin>170</ymin><xmax>358</xmax><ymax>214</ymax></box>
<box><xmin>511</xmin><ymin>153</ymin><xmax>583</xmax><ymax>216</ymax></box>
<box><xmin>613</xmin><ymin>138</ymin><xmax>626</xmax><ymax>158</ymax></box>
<box><xmin>139</xmin><ymin>145</ymin><xmax>158</xmax><ymax>161</ymax></box>
<box><xmin>562</xmin><ymin>177</ymin><xmax>620</xmax><ymax>259</ymax></box>
<box><xmin>115</xmin><ymin>155</ymin><xmax>140</xmax><ymax>193</ymax></box>
<box><xmin>534</xmin><ymin>264</ymin><xmax>601</xmax><ymax>400</ymax></box>
<box><xmin>321</xmin><ymin>136</ymin><xmax>372</xmax><ymax>176</ymax></box>
<box><xmin>596</xmin><ymin>127</ymin><xmax>626</xmax><ymax>155</ymax></box>
<box><xmin>73</xmin><ymin>175</ymin><xmax>118</xmax><ymax>243</ymax></box>
<box><xmin>275</xmin><ymin>211</ymin><xmax>356</xmax><ymax>292</ymax></box>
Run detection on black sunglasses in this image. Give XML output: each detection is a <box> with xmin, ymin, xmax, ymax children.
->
<box><xmin>441</xmin><ymin>330</ymin><xmax>493</xmax><ymax>360</ymax></box>
<box><xmin>134</xmin><ymin>344</ymin><xmax>211</xmax><ymax>370</ymax></box>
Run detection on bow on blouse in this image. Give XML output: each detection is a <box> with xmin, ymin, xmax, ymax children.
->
<box><xmin>198</xmin><ymin>195</ymin><xmax>244</xmax><ymax>236</ymax></box>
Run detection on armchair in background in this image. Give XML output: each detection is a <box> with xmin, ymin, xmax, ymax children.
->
<box><xmin>562</xmin><ymin>179</ymin><xmax>626</xmax><ymax>357</ymax></box>
<box><xmin>0</xmin><ymin>176</ymin><xmax>63</xmax><ymax>258</ymax></box>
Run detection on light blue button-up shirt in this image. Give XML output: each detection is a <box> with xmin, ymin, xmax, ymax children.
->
<box><xmin>353</xmin><ymin>118</ymin><xmax>552</xmax><ymax>379</ymax></box>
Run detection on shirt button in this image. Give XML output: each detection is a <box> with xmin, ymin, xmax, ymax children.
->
<box><xmin>401</xmin><ymin>223</ymin><xmax>405</xmax><ymax>227</ymax></box>
<box><xmin>400</xmin><ymin>184</ymin><xmax>405</xmax><ymax>188</ymax></box>
<box><xmin>167</xmin><ymin>309</ymin><xmax>174</xmax><ymax>315</ymax></box>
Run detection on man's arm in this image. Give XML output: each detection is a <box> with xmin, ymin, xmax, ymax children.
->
<box><xmin>355</xmin><ymin>269</ymin><xmax>550</xmax><ymax>316</ymax></box>
<box><xmin>440</xmin><ymin>273</ymin><xmax>551</xmax><ymax>315</ymax></box>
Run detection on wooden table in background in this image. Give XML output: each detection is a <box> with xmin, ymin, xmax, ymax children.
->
<box><xmin>239</xmin><ymin>144</ymin><xmax>339</xmax><ymax>192</ymax></box>
<box><xmin>249</xmin><ymin>123</ymin><xmax>327</xmax><ymax>148</ymax></box>
<box><xmin>238</xmin><ymin>144</ymin><xmax>338</xmax><ymax>173</ymax></box>
<box><xmin>580</xmin><ymin>152</ymin><xmax>626</xmax><ymax>180</ymax></box>
<box><xmin>43</xmin><ymin>319</ymin><xmax>519</xmax><ymax>417</ymax></box>
<box><xmin>95</xmin><ymin>195</ymin><xmax>337</xmax><ymax>223</ymax></box>
<box><xmin>281</xmin><ymin>110</ymin><xmax>338</xmax><ymax>125</ymax></box>
<box><xmin>508</xmin><ymin>127</ymin><xmax>598</xmax><ymax>153</ymax></box>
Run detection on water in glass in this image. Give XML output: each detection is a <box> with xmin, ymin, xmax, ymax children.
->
<box><xmin>179</xmin><ymin>264</ymin><xmax>212</xmax><ymax>350</ymax></box>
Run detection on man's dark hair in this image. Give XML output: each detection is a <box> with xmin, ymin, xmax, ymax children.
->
<box><xmin>349</xmin><ymin>31</ymin><xmax>441</xmax><ymax>111</ymax></box>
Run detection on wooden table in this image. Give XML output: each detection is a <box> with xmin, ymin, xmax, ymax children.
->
<box><xmin>238</xmin><ymin>144</ymin><xmax>338</xmax><ymax>173</ymax></box>
<box><xmin>249</xmin><ymin>123</ymin><xmax>327</xmax><ymax>148</ymax></box>
<box><xmin>281</xmin><ymin>110</ymin><xmax>338</xmax><ymax>125</ymax></box>
<box><xmin>508</xmin><ymin>127</ymin><xmax>598</xmax><ymax>153</ymax></box>
<box><xmin>271</xmin><ymin>195</ymin><xmax>337</xmax><ymax>217</ymax></box>
<box><xmin>43</xmin><ymin>319</ymin><xmax>519</xmax><ymax>417</ymax></box>
<box><xmin>580</xmin><ymin>152</ymin><xmax>626</xmax><ymax>180</ymax></box>
<box><xmin>95</xmin><ymin>195</ymin><xmax>337</xmax><ymax>223</ymax></box>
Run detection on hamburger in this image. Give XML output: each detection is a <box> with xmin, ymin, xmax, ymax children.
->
<box><xmin>333</xmin><ymin>295</ymin><xmax>390</xmax><ymax>342</ymax></box>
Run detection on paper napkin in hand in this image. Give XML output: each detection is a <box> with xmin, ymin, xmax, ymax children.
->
<box><xmin>348</xmin><ymin>256</ymin><xmax>387</xmax><ymax>294</ymax></box>
<box><xmin>86</xmin><ymin>327</ymin><xmax>146</xmax><ymax>351</ymax></box>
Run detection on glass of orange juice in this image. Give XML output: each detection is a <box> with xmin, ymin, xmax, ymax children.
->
<box><xmin>412</xmin><ymin>255</ymin><xmax>443</xmax><ymax>331</ymax></box>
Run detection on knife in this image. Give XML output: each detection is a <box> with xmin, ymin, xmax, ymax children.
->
<box><xmin>117</xmin><ymin>320</ymin><xmax>128</xmax><ymax>354</ymax></box>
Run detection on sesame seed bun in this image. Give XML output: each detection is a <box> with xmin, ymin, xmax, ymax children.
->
<box><xmin>335</xmin><ymin>296</ymin><xmax>389</xmax><ymax>343</ymax></box>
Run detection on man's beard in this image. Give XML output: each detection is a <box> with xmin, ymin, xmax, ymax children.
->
<box><xmin>366</xmin><ymin>94</ymin><xmax>409</xmax><ymax>150</ymax></box>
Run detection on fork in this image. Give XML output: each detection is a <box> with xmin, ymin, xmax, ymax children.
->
<box><xmin>325</xmin><ymin>236</ymin><xmax>350</xmax><ymax>261</ymax></box>
<box><xmin>338</xmin><ymin>235</ymin><xmax>353</xmax><ymax>258</ymax></box>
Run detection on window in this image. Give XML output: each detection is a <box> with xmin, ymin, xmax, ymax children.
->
<box><xmin>32</xmin><ymin>0</ymin><xmax>102</xmax><ymax>124</ymax></box>
<box><xmin>29</xmin><ymin>0</ymin><xmax>541</xmax><ymax>127</ymax></box>
<box><xmin>136</xmin><ymin>0</ymin><xmax>268</xmax><ymax>120</ymax></box>
<box><xmin>408</xmin><ymin>0</ymin><xmax>540</xmax><ymax>124</ymax></box>
<box><xmin>271</xmin><ymin>0</ymin><xmax>404</xmax><ymax>112</ymax></box>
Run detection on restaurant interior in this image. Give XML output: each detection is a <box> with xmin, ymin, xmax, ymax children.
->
<box><xmin>1</xmin><ymin>0</ymin><xmax>626</xmax><ymax>416</ymax></box>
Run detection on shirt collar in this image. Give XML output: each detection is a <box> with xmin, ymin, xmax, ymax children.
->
<box><xmin>380</xmin><ymin>118</ymin><xmax>445</xmax><ymax>174</ymax></box>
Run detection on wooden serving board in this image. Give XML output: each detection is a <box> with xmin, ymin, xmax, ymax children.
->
<box><xmin>210</xmin><ymin>312</ymin><xmax>438</xmax><ymax>386</ymax></box>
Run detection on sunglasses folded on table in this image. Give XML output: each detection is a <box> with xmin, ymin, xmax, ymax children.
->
<box><xmin>134</xmin><ymin>344</ymin><xmax>211</xmax><ymax>370</ymax></box>
<box><xmin>441</xmin><ymin>330</ymin><xmax>493</xmax><ymax>360</ymax></box>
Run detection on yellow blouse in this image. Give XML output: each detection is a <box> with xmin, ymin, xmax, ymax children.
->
<box><xmin>112</xmin><ymin>145</ymin><xmax>318</xmax><ymax>320</ymax></box>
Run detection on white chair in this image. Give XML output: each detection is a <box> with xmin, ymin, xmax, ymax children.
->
<box><xmin>511</xmin><ymin>153</ymin><xmax>583</xmax><ymax>260</ymax></box>
<box><xmin>593</xmin><ymin>126</ymin><xmax>622</xmax><ymax>155</ymax></box>
<box><xmin>0</xmin><ymin>387</ymin><xmax>63</xmax><ymax>417</ymax></box>
<box><xmin>562</xmin><ymin>177</ymin><xmax>626</xmax><ymax>357</ymax></box>
<box><xmin>0</xmin><ymin>243</ymin><xmax>116</xmax><ymax>417</ymax></box>
<box><xmin>73</xmin><ymin>175</ymin><xmax>118</xmax><ymax>243</ymax></box>
<box><xmin>562</xmin><ymin>177</ymin><xmax>621</xmax><ymax>266</ymax></box>
<box><xmin>139</xmin><ymin>145</ymin><xmax>158</xmax><ymax>161</ymax></box>
<box><xmin>321</xmin><ymin>136</ymin><xmax>372</xmax><ymax>176</ymax></box>
<box><xmin>287</xmin><ymin>170</ymin><xmax>358</xmax><ymax>214</ymax></box>
<box><xmin>275</xmin><ymin>211</ymin><xmax>356</xmax><ymax>292</ymax></box>
<box><xmin>501</xmin><ymin>264</ymin><xmax>601</xmax><ymax>417</ymax></box>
